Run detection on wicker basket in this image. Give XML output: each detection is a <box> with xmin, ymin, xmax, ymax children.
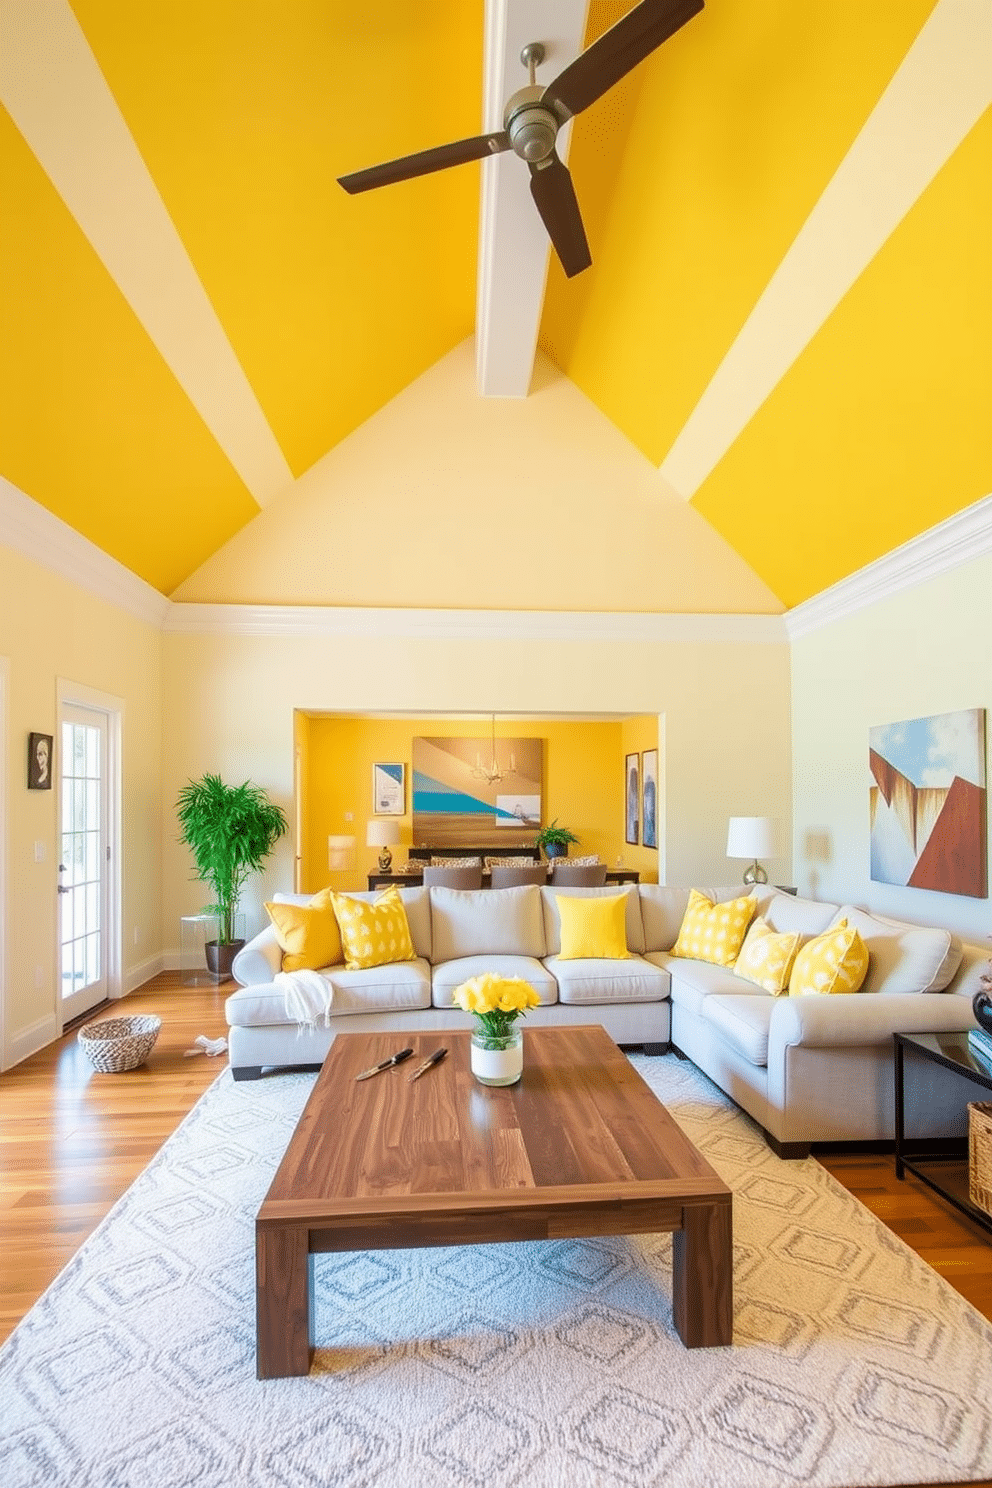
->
<box><xmin>78</xmin><ymin>1014</ymin><xmax>161</xmax><ymax>1073</ymax></box>
<box><xmin>968</xmin><ymin>1101</ymin><xmax>992</xmax><ymax>1218</ymax></box>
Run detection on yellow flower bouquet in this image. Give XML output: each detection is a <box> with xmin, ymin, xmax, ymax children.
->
<box><xmin>451</xmin><ymin>972</ymin><xmax>541</xmax><ymax>1048</ymax></box>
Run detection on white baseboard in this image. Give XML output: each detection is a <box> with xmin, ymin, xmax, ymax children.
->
<box><xmin>125</xmin><ymin>952</ymin><xmax>166</xmax><ymax>993</ymax></box>
<box><xmin>4</xmin><ymin>1012</ymin><xmax>59</xmax><ymax>1071</ymax></box>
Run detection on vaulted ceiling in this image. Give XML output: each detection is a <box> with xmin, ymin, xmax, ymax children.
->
<box><xmin>1</xmin><ymin>0</ymin><xmax>989</xmax><ymax>606</ymax></box>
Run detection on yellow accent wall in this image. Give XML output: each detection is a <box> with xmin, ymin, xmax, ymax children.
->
<box><xmin>620</xmin><ymin>715</ymin><xmax>662</xmax><ymax>882</ymax></box>
<box><xmin>0</xmin><ymin>111</ymin><xmax>260</xmax><ymax>594</ymax></box>
<box><xmin>71</xmin><ymin>0</ymin><xmax>482</xmax><ymax>479</ymax></box>
<box><xmin>692</xmin><ymin>109</ymin><xmax>992</xmax><ymax>606</ymax></box>
<box><xmin>541</xmin><ymin>0</ymin><xmax>940</xmax><ymax>465</ymax></box>
<box><xmin>0</xmin><ymin>542</ymin><xmax>162</xmax><ymax>1064</ymax></box>
<box><xmin>298</xmin><ymin>714</ymin><xmax>660</xmax><ymax>893</ymax></box>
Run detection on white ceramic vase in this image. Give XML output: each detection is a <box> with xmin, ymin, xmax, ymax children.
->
<box><xmin>470</xmin><ymin>1027</ymin><xmax>523</xmax><ymax>1086</ymax></box>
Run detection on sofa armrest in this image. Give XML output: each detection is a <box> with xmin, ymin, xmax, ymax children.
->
<box><xmin>232</xmin><ymin>926</ymin><xmax>282</xmax><ymax>986</ymax></box>
<box><xmin>769</xmin><ymin>991</ymin><xmax>976</xmax><ymax>1054</ymax></box>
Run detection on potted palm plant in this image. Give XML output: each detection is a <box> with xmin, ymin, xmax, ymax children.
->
<box><xmin>176</xmin><ymin>773</ymin><xmax>288</xmax><ymax>979</ymax></box>
<box><xmin>534</xmin><ymin>819</ymin><xmax>580</xmax><ymax>861</ymax></box>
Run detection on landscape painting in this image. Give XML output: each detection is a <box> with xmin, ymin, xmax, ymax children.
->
<box><xmin>412</xmin><ymin>737</ymin><xmax>542</xmax><ymax>845</ymax></box>
<box><xmin>869</xmin><ymin>709</ymin><xmax>987</xmax><ymax>898</ymax></box>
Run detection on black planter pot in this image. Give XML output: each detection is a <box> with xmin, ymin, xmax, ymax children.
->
<box><xmin>205</xmin><ymin>939</ymin><xmax>245</xmax><ymax>980</ymax></box>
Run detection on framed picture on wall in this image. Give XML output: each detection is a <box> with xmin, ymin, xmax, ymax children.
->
<box><xmin>641</xmin><ymin>749</ymin><xmax>657</xmax><ymax>849</ymax></box>
<box><xmin>625</xmin><ymin>752</ymin><xmax>639</xmax><ymax>845</ymax></box>
<box><xmin>28</xmin><ymin>732</ymin><xmax>53</xmax><ymax>790</ymax></box>
<box><xmin>372</xmin><ymin>762</ymin><xmax>405</xmax><ymax>815</ymax></box>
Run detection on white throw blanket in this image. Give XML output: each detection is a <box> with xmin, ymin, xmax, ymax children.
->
<box><xmin>274</xmin><ymin>969</ymin><xmax>333</xmax><ymax>1033</ymax></box>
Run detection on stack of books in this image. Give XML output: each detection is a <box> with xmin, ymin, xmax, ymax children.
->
<box><xmin>968</xmin><ymin>1025</ymin><xmax>992</xmax><ymax>1074</ymax></box>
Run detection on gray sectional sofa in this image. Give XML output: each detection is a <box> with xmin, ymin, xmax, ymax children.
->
<box><xmin>225</xmin><ymin>881</ymin><xmax>987</xmax><ymax>1155</ymax></box>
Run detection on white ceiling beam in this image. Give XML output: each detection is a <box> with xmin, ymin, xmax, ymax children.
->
<box><xmin>475</xmin><ymin>0</ymin><xmax>589</xmax><ymax>398</ymax></box>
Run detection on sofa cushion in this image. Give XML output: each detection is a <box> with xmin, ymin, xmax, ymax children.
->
<box><xmin>543</xmin><ymin>953</ymin><xmax>669</xmax><ymax>1005</ymax></box>
<box><xmin>225</xmin><ymin>957</ymin><xmax>433</xmax><ymax>1026</ymax></box>
<box><xmin>658</xmin><ymin>955</ymin><xmax>763</xmax><ymax>1018</ymax></box>
<box><xmin>733</xmin><ymin>916</ymin><xmax>801</xmax><ymax>995</ymax></box>
<box><xmin>541</xmin><ymin>884</ymin><xmax>646</xmax><ymax>955</ymax></box>
<box><xmin>789</xmin><ymin>921</ymin><xmax>869</xmax><ymax>996</ymax></box>
<box><xmin>831</xmin><ymin>905</ymin><xmax>963</xmax><ymax>994</ymax></box>
<box><xmin>330</xmin><ymin>887</ymin><xmax>417</xmax><ymax>970</ymax></box>
<box><xmin>638</xmin><ymin>885</ymin><xmax>692</xmax><ymax>952</ymax></box>
<box><xmin>264</xmin><ymin>887</ymin><xmax>343</xmax><ymax>972</ymax></box>
<box><xmin>671</xmin><ymin>889</ymin><xmax>757</xmax><ymax>967</ymax></box>
<box><xmin>555</xmin><ymin>892</ymin><xmax>630</xmax><ymax>960</ymax></box>
<box><xmin>432</xmin><ymin>954</ymin><xmax>558</xmax><ymax>1007</ymax></box>
<box><xmin>761</xmin><ymin>892</ymin><xmax>838</xmax><ymax>938</ymax></box>
<box><xmin>430</xmin><ymin>884</ymin><xmax>546</xmax><ymax>961</ymax></box>
<box><xmin>699</xmin><ymin>994</ymin><xmax>775</xmax><ymax>1067</ymax></box>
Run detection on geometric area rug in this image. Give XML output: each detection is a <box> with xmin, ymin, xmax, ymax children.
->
<box><xmin>2</xmin><ymin>1053</ymin><xmax>992</xmax><ymax>1488</ymax></box>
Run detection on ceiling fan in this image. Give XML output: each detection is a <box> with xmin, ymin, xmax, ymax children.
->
<box><xmin>337</xmin><ymin>0</ymin><xmax>704</xmax><ymax>279</ymax></box>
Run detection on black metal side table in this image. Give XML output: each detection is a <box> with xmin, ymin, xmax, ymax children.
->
<box><xmin>894</xmin><ymin>1030</ymin><xmax>992</xmax><ymax>1237</ymax></box>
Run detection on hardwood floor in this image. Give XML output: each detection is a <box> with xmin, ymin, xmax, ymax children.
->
<box><xmin>2</xmin><ymin>976</ymin><xmax>991</xmax><ymax>1486</ymax></box>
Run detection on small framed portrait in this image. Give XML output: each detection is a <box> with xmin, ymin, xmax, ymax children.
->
<box><xmin>625</xmin><ymin>752</ymin><xmax>639</xmax><ymax>845</ymax></box>
<box><xmin>641</xmin><ymin>749</ymin><xmax>658</xmax><ymax>850</ymax></box>
<box><xmin>28</xmin><ymin>732</ymin><xmax>54</xmax><ymax>790</ymax></box>
<box><xmin>372</xmin><ymin>761</ymin><xmax>405</xmax><ymax>815</ymax></box>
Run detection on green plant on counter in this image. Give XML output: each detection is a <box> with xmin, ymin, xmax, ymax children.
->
<box><xmin>534</xmin><ymin>819</ymin><xmax>580</xmax><ymax>858</ymax></box>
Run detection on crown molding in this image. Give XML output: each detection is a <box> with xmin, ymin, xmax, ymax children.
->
<box><xmin>0</xmin><ymin>478</ymin><xmax>170</xmax><ymax>627</ymax></box>
<box><xmin>162</xmin><ymin>603</ymin><xmax>788</xmax><ymax>645</ymax></box>
<box><xmin>785</xmin><ymin>493</ymin><xmax>992</xmax><ymax>639</ymax></box>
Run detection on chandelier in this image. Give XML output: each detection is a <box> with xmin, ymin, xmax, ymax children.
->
<box><xmin>471</xmin><ymin>714</ymin><xmax>517</xmax><ymax>785</ymax></box>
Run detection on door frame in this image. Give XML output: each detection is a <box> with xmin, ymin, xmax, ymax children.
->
<box><xmin>56</xmin><ymin>679</ymin><xmax>123</xmax><ymax>1030</ymax></box>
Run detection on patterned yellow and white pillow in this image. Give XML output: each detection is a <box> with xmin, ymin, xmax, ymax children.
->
<box><xmin>734</xmin><ymin>916</ymin><xmax>801</xmax><ymax>995</ymax></box>
<box><xmin>330</xmin><ymin>886</ymin><xmax>416</xmax><ymax>971</ymax></box>
<box><xmin>671</xmin><ymin>889</ymin><xmax>757</xmax><ymax>968</ymax></box>
<box><xmin>788</xmin><ymin>919</ymin><xmax>869</xmax><ymax>996</ymax></box>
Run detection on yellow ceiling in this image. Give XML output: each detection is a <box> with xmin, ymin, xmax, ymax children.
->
<box><xmin>0</xmin><ymin>0</ymin><xmax>989</xmax><ymax>604</ymax></box>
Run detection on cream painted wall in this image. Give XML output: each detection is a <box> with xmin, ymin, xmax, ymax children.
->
<box><xmin>161</xmin><ymin>624</ymin><xmax>793</xmax><ymax>947</ymax></box>
<box><xmin>0</xmin><ymin>543</ymin><xmax>162</xmax><ymax>1066</ymax></box>
<box><xmin>791</xmin><ymin>550</ymin><xmax>992</xmax><ymax>942</ymax></box>
<box><xmin>171</xmin><ymin>342</ymin><xmax>783</xmax><ymax>616</ymax></box>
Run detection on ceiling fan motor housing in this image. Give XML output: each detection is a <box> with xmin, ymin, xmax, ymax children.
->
<box><xmin>503</xmin><ymin>85</ymin><xmax>558</xmax><ymax>163</ymax></box>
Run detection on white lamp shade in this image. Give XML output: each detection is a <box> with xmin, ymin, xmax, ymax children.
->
<box><xmin>366</xmin><ymin>819</ymin><xmax>401</xmax><ymax>849</ymax></box>
<box><xmin>327</xmin><ymin>834</ymin><xmax>356</xmax><ymax>870</ymax></box>
<box><xmin>726</xmin><ymin>816</ymin><xmax>778</xmax><ymax>860</ymax></box>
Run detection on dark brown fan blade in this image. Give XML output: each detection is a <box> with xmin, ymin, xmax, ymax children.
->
<box><xmin>544</xmin><ymin>0</ymin><xmax>703</xmax><ymax>121</ymax></box>
<box><xmin>338</xmin><ymin>131</ymin><xmax>510</xmax><ymax>194</ymax></box>
<box><xmin>528</xmin><ymin>155</ymin><xmax>592</xmax><ymax>279</ymax></box>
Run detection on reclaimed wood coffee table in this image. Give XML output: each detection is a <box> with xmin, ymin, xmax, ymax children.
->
<box><xmin>255</xmin><ymin>1024</ymin><xmax>732</xmax><ymax>1377</ymax></box>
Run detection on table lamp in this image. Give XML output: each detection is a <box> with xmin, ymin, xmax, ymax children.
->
<box><xmin>367</xmin><ymin>819</ymin><xmax>401</xmax><ymax>872</ymax></box>
<box><xmin>726</xmin><ymin>816</ymin><xmax>777</xmax><ymax>886</ymax></box>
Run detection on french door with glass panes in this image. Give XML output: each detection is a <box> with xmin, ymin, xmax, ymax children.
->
<box><xmin>59</xmin><ymin>705</ymin><xmax>109</xmax><ymax>1022</ymax></box>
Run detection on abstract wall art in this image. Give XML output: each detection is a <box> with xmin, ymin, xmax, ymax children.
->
<box><xmin>412</xmin><ymin>736</ymin><xmax>542</xmax><ymax>845</ymax></box>
<box><xmin>869</xmin><ymin>708</ymin><xmax>987</xmax><ymax>898</ymax></box>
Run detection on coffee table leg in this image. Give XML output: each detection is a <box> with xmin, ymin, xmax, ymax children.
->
<box><xmin>672</xmin><ymin>1200</ymin><xmax>733</xmax><ymax>1347</ymax></box>
<box><xmin>256</xmin><ymin>1224</ymin><xmax>314</xmax><ymax>1378</ymax></box>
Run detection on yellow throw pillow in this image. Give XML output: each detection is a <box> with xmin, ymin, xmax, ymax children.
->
<box><xmin>734</xmin><ymin>916</ymin><xmax>801</xmax><ymax>995</ymax></box>
<box><xmin>672</xmin><ymin>889</ymin><xmax>757</xmax><ymax>967</ymax></box>
<box><xmin>555</xmin><ymin>892</ymin><xmax>630</xmax><ymax>960</ymax></box>
<box><xmin>264</xmin><ymin>887</ymin><xmax>342</xmax><ymax>972</ymax></box>
<box><xmin>330</xmin><ymin>886</ymin><xmax>416</xmax><ymax>971</ymax></box>
<box><xmin>788</xmin><ymin>919</ymin><xmax>869</xmax><ymax>996</ymax></box>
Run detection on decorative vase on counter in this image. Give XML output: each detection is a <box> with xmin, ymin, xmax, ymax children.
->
<box><xmin>470</xmin><ymin>1028</ymin><xmax>523</xmax><ymax>1087</ymax></box>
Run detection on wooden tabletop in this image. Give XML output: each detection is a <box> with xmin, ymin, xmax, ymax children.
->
<box><xmin>260</xmin><ymin>1025</ymin><xmax>728</xmax><ymax>1224</ymax></box>
<box><xmin>255</xmin><ymin>1025</ymin><xmax>733</xmax><ymax>1375</ymax></box>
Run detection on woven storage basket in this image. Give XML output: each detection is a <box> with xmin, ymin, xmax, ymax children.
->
<box><xmin>968</xmin><ymin>1101</ymin><xmax>992</xmax><ymax>1218</ymax></box>
<box><xmin>78</xmin><ymin>1014</ymin><xmax>161</xmax><ymax>1073</ymax></box>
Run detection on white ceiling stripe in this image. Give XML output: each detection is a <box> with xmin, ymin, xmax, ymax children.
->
<box><xmin>475</xmin><ymin>0</ymin><xmax>587</xmax><ymax>397</ymax></box>
<box><xmin>0</xmin><ymin>0</ymin><xmax>293</xmax><ymax>507</ymax></box>
<box><xmin>659</xmin><ymin>0</ymin><xmax>992</xmax><ymax>500</ymax></box>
